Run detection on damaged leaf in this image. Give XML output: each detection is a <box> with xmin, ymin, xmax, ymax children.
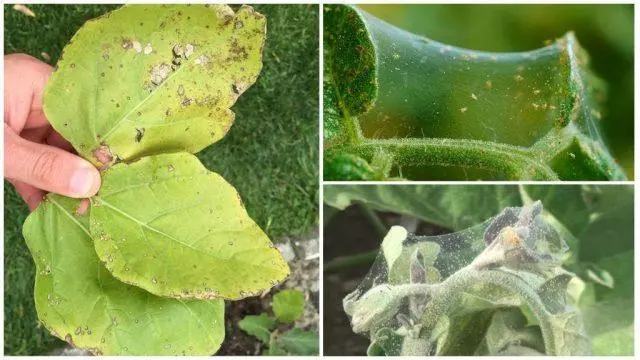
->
<box><xmin>90</xmin><ymin>152</ymin><xmax>289</xmax><ymax>300</ymax></box>
<box><xmin>43</xmin><ymin>4</ymin><xmax>266</xmax><ymax>167</ymax></box>
<box><xmin>22</xmin><ymin>194</ymin><xmax>225</xmax><ymax>355</ymax></box>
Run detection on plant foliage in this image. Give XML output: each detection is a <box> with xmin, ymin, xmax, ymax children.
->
<box><xmin>323</xmin><ymin>4</ymin><xmax>626</xmax><ymax>180</ymax></box>
<box><xmin>238</xmin><ymin>289</ymin><xmax>319</xmax><ymax>355</ymax></box>
<box><xmin>326</xmin><ymin>184</ymin><xmax>633</xmax><ymax>355</ymax></box>
<box><xmin>22</xmin><ymin>4</ymin><xmax>288</xmax><ymax>355</ymax></box>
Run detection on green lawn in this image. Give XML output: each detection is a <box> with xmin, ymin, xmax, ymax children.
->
<box><xmin>4</xmin><ymin>4</ymin><xmax>319</xmax><ymax>355</ymax></box>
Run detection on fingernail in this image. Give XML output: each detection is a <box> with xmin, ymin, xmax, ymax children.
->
<box><xmin>69</xmin><ymin>167</ymin><xmax>96</xmax><ymax>197</ymax></box>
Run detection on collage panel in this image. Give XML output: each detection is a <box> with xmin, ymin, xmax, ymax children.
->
<box><xmin>323</xmin><ymin>3</ymin><xmax>633</xmax><ymax>181</ymax></box>
<box><xmin>2</xmin><ymin>1</ymin><xmax>637</xmax><ymax>358</ymax></box>
<box><xmin>324</xmin><ymin>184</ymin><xmax>634</xmax><ymax>355</ymax></box>
<box><xmin>4</xmin><ymin>3</ymin><xmax>319</xmax><ymax>356</ymax></box>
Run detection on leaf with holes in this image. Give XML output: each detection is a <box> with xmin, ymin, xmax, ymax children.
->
<box><xmin>22</xmin><ymin>194</ymin><xmax>225</xmax><ymax>355</ymax></box>
<box><xmin>44</xmin><ymin>4</ymin><xmax>265</xmax><ymax>168</ymax></box>
<box><xmin>90</xmin><ymin>152</ymin><xmax>289</xmax><ymax>300</ymax></box>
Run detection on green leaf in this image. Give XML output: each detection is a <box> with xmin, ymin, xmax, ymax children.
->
<box><xmin>581</xmin><ymin>298</ymin><xmax>633</xmax><ymax>355</ymax></box>
<box><xmin>324</xmin><ymin>184</ymin><xmax>522</xmax><ymax>230</ymax></box>
<box><xmin>265</xmin><ymin>335</ymin><xmax>288</xmax><ymax>355</ymax></box>
<box><xmin>277</xmin><ymin>328</ymin><xmax>319</xmax><ymax>355</ymax></box>
<box><xmin>238</xmin><ymin>313</ymin><xmax>275</xmax><ymax>344</ymax></box>
<box><xmin>44</xmin><ymin>4</ymin><xmax>265</xmax><ymax>167</ymax></box>
<box><xmin>324</xmin><ymin>4</ymin><xmax>625</xmax><ymax>180</ymax></box>
<box><xmin>366</xmin><ymin>327</ymin><xmax>403</xmax><ymax>356</ymax></box>
<box><xmin>90</xmin><ymin>152</ymin><xmax>289</xmax><ymax>300</ymax></box>
<box><xmin>437</xmin><ymin>309</ymin><xmax>495</xmax><ymax>355</ymax></box>
<box><xmin>388</xmin><ymin>241</ymin><xmax>440</xmax><ymax>285</ymax></box>
<box><xmin>480</xmin><ymin>309</ymin><xmax>545</xmax><ymax>355</ymax></box>
<box><xmin>272</xmin><ymin>289</ymin><xmax>305</xmax><ymax>323</ymax></box>
<box><xmin>22</xmin><ymin>194</ymin><xmax>224</xmax><ymax>355</ymax></box>
<box><xmin>323</xmin><ymin>153</ymin><xmax>378</xmax><ymax>181</ymax></box>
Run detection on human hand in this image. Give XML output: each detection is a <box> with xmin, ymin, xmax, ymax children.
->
<box><xmin>4</xmin><ymin>54</ymin><xmax>101</xmax><ymax>210</ymax></box>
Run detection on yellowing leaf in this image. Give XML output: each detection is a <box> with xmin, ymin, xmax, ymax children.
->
<box><xmin>90</xmin><ymin>152</ymin><xmax>289</xmax><ymax>300</ymax></box>
<box><xmin>23</xmin><ymin>194</ymin><xmax>224</xmax><ymax>355</ymax></box>
<box><xmin>43</xmin><ymin>4</ymin><xmax>265</xmax><ymax>167</ymax></box>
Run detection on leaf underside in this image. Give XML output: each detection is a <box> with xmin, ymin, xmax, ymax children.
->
<box><xmin>324</xmin><ymin>4</ymin><xmax>626</xmax><ymax>181</ymax></box>
<box><xmin>23</xmin><ymin>195</ymin><xmax>225</xmax><ymax>355</ymax></box>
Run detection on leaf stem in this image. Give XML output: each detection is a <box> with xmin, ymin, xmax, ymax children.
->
<box><xmin>341</xmin><ymin>138</ymin><xmax>559</xmax><ymax>180</ymax></box>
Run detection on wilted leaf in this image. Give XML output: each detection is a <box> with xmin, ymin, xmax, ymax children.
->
<box><xmin>272</xmin><ymin>289</ymin><xmax>305</xmax><ymax>323</ymax></box>
<box><xmin>90</xmin><ymin>152</ymin><xmax>289</xmax><ymax>300</ymax></box>
<box><xmin>44</xmin><ymin>4</ymin><xmax>265</xmax><ymax>167</ymax></box>
<box><xmin>22</xmin><ymin>194</ymin><xmax>224</xmax><ymax>355</ymax></box>
<box><xmin>238</xmin><ymin>313</ymin><xmax>275</xmax><ymax>344</ymax></box>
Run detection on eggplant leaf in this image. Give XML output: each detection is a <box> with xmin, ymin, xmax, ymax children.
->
<box><xmin>44</xmin><ymin>4</ymin><xmax>265</xmax><ymax>167</ymax></box>
<box><xmin>22</xmin><ymin>194</ymin><xmax>225</xmax><ymax>355</ymax></box>
<box><xmin>90</xmin><ymin>152</ymin><xmax>289</xmax><ymax>300</ymax></box>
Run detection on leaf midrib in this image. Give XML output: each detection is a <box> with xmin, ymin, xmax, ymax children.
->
<box><xmin>98</xmin><ymin>60</ymin><xmax>188</xmax><ymax>146</ymax></box>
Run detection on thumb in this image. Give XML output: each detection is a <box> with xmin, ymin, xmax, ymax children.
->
<box><xmin>4</xmin><ymin>125</ymin><xmax>101</xmax><ymax>198</ymax></box>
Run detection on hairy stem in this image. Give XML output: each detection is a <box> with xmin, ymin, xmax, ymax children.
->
<box><xmin>396</xmin><ymin>266</ymin><xmax>556</xmax><ymax>355</ymax></box>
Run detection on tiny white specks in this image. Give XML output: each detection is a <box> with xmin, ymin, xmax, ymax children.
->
<box><xmin>132</xmin><ymin>41</ymin><xmax>142</xmax><ymax>53</ymax></box>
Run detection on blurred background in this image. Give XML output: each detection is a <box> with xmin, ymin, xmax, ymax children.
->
<box><xmin>360</xmin><ymin>4</ymin><xmax>634</xmax><ymax>177</ymax></box>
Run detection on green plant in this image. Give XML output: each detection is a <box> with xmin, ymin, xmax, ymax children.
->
<box><xmin>21</xmin><ymin>4</ymin><xmax>289</xmax><ymax>355</ymax></box>
<box><xmin>238</xmin><ymin>289</ymin><xmax>319</xmax><ymax>355</ymax></box>
<box><xmin>324</xmin><ymin>4</ymin><xmax>626</xmax><ymax>180</ymax></box>
<box><xmin>326</xmin><ymin>185</ymin><xmax>633</xmax><ymax>355</ymax></box>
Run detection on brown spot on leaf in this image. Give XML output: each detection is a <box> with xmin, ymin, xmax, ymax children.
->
<box><xmin>150</xmin><ymin>63</ymin><xmax>171</xmax><ymax>85</ymax></box>
<box><xmin>135</xmin><ymin>128</ymin><xmax>145</xmax><ymax>142</ymax></box>
<box><xmin>92</xmin><ymin>145</ymin><xmax>113</xmax><ymax>167</ymax></box>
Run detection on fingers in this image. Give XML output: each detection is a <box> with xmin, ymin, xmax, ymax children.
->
<box><xmin>46</xmin><ymin>129</ymin><xmax>75</xmax><ymax>153</ymax></box>
<box><xmin>4</xmin><ymin>53</ymin><xmax>53</xmax><ymax>132</ymax></box>
<box><xmin>8</xmin><ymin>179</ymin><xmax>45</xmax><ymax>211</ymax></box>
<box><xmin>4</xmin><ymin>124</ymin><xmax>101</xmax><ymax>199</ymax></box>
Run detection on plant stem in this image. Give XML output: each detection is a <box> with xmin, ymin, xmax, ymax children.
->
<box><xmin>343</xmin><ymin>138</ymin><xmax>559</xmax><ymax>180</ymax></box>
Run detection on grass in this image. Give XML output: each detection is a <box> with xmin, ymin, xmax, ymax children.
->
<box><xmin>4</xmin><ymin>4</ymin><xmax>318</xmax><ymax>355</ymax></box>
